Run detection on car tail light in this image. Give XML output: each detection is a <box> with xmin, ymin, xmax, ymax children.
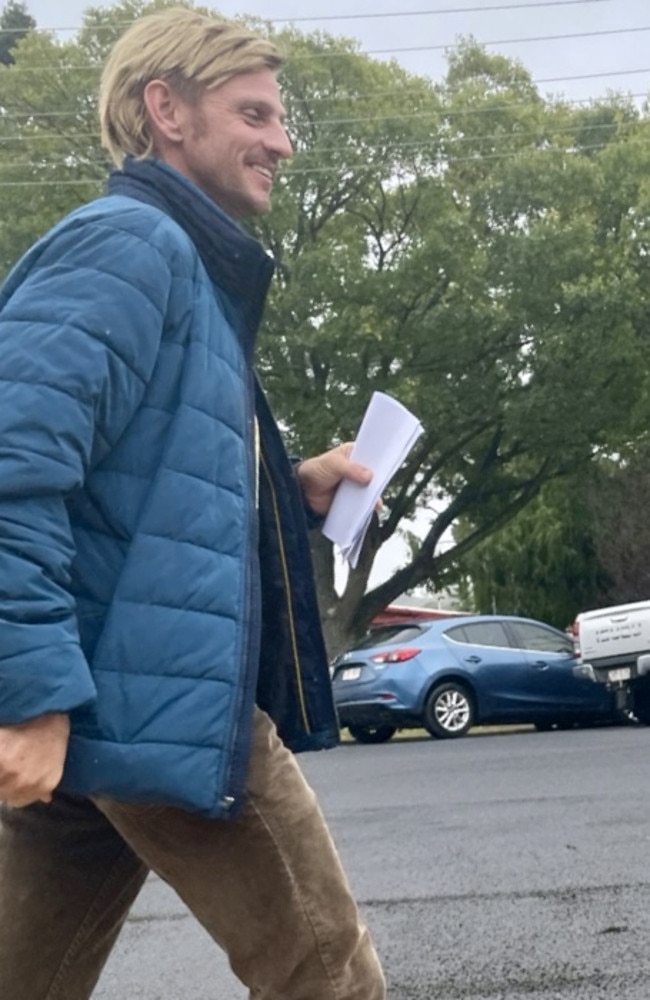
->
<box><xmin>370</xmin><ymin>647</ymin><xmax>421</xmax><ymax>664</ymax></box>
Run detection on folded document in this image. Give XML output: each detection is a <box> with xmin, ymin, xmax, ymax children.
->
<box><xmin>322</xmin><ymin>391</ymin><xmax>424</xmax><ymax>568</ymax></box>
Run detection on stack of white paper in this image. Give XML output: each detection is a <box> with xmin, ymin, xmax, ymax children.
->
<box><xmin>322</xmin><ymin>391</ymin><xmax>424</xmax><ymax>568</ymax></box>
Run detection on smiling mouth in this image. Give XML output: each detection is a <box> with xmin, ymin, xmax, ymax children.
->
<box><xmin>251</xmin><ymin>165</ymin><xmax>274</xmax><ymax>184</ymax></box>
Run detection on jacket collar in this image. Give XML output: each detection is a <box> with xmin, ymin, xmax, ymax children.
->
<box><xmin>107</xmin><ymin>157</ymin><xmax>275</xmax><ymax>349</ymax></box>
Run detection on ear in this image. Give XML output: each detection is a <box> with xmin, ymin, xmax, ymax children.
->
<box><xmin>143</xmin><ymin>79</ymin><xmax>186</xmax><ymax>149</ymax></box>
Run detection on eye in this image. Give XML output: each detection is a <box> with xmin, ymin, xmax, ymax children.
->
<box><xmin>242</xmin><ymin>107</ymin><xmax>264</xmax><ymax>126</ymax></box>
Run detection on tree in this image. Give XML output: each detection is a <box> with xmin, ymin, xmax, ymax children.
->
<box><xmin>585</xmin><ymin>447</ymin><xmax>650</xmax><ymax>606</ymax></box>
<box><xmin>0</xmin><ymin>0</ymin><xmax>34</xmax><ymax>66</ymax></box>
<box><xmin>453</xmin><ymin>477</ymin><xmax>609</xmax><ymax>629</ymax></box>
<box><xmin>456</xmin><ymin>442</ymin><xmax>650</xmax><ymax>627</ymax></box>
<box><xmin>255</xmin><ymin>39</ymin><xmax>650</xmax><ymax>650</ymax></box>
<box><xmin>0</xmin><ymin>2</ymin><xmax>209</xmax><ymax>275</ymax></box>
<box><xmin>1</xmin><ymin>6</ymin><xmax>650</xmax><ymax>654</ymax></box>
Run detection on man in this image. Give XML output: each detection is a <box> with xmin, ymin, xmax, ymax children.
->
<box><xmin>0</xmin><ymin>9</ymin><xmax>386</xmax><ymax>999</ymax></box>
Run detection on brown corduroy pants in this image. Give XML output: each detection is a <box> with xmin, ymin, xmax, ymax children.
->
<box><xmin>0</xmin><ymin>707</ymin><xmax>385</xmax><ymax>999</ymax></box>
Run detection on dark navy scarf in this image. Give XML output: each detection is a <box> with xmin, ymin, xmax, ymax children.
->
<box><xmin>107</xmin><ymin>157</ymin><xmax>275</xmax><ymax>358</ymax></box>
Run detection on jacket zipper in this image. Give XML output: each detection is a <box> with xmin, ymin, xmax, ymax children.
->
<box><xmin>259</xmin><ymin>449</ymin><xmax>311</xmax><ymax>733</ymax></box>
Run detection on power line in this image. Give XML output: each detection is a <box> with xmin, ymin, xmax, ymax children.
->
<box><xmin>2</xmin><ymin>0</ymin><xmax>613</xmax><ymax>35</ymax></box>
<box><xmin>2</xmin><ymin>94</ymin><xmax>647</xmax><ymax>143</ymax></box>
<box><xmin>243</xmin><ymin>0</ymin><xmax>616</xmax><ymax>23</ymax></box>
<box><xmin>279</xmin><ymin>132</ymin><xmax>650</xmax><ymax>171</ymax></box>
<box><xmin>0</xmin><ymin>133</ymin><xmax>647</xmax><ymax>188</ymax></box>
<box><xmin>0</xmin><ymin>0</ymin><xmax>615</xmax><ymax>33</ymax></box>
<box><xmin>1</xmin><ymin>116</ymin><xmax>645</xmax><ymax>170</ymax></box>
<box><xmin>1</xmin><ymin>65</ymin><xmax>648</xmax><ymax>122</ymax></box>
<box><xmin>363</xmin><ymin>24</ymin><xmax>650</xmax><ymax>56</ymax></box>
<box><xmin>288</xmin><ymin>134</ymin><xmax>650</xmax><ymax>170</ymax></box>
<box><xmin>3</xmin><ymin>23</ymin><xmax>650</xmax><ymax>73</ymax></box>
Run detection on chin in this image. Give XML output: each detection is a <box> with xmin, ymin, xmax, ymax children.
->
<box><xmin>246</xmin><ymin>198</ymin><xmax>272</xmax><ymax>217</ymax></box>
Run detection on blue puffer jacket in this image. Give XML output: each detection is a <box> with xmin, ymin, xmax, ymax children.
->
<box><xmin>0</xmin><ymin>158</ymin><xmax>339</xmax><ymax>818</ymax></box>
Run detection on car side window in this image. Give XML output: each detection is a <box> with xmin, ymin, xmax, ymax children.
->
<box><xmin>445</xmin><ymin>622</ymin><xmax>511</xmax><ymax>648</ymax></box>
<box><xmin>508</xmin><ymin>621</ymin><xmax>572</xmax><ymax>655</ymax></box>
<box><xmin>444</xmin><ymin>625</ymin><xmax>469</xmax><ymax>644</ymax></box>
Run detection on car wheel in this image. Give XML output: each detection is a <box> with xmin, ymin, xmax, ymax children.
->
<box><xmin>347</xmin><ymin>724</ymin><xmax>397</xmax><ymax>744</ymax></box>
<box><xmin>424</xmin><ymin>682</ymin><xmax>474</xmax><ymax>739</ymax></box>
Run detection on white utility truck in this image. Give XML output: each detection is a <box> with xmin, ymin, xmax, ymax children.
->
<box><xmin>573</xmin><ymin>600</ymin><xmax>650</xmax><ymax>723</ymax></box>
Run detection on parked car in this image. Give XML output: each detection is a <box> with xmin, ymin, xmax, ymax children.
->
<box><xmin>331</xmin><ymin>614</ymin><xmax>619</xmax><ymax>743</ymax></box>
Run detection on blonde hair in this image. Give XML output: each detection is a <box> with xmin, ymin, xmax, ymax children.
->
<box><xmin>99</xmin><ymin>7</ymin><xmax>284</xmax><ymax>166</ymax></box>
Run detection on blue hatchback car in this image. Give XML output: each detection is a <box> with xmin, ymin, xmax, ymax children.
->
<box><xmin>331</xmin><ymin>614</ymin><xmax>618</xmax><ymax>743</ymax></box>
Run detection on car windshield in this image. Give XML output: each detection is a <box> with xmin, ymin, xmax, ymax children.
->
<box><xmin>353</xmin><ymin>624</ymin><xmax>426</xmax><ymax>650</ymax></box>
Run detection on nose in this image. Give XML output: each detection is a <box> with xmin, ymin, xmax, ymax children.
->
<box><xmin>268</xmin><ymin>120</ymin><xmax>293</xmax><ymax>161</ymax></box>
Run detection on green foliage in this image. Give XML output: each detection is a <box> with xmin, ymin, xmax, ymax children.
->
<box><xmin>453</xmin><ymin>478</ymin><xmax>608</xmax><ymax>628</ymax></box>
<box><xmin>253</xmin><ymin>26</ymin><xmax>442</xmax><ymax>453</ymax></box>
<box><xmin>0</xmin><ymin>0</ymin><xmax>203</xmax><ymax>274</ymax></box>
<box><xmin>0</xmin><ymin>0</ymin><xmax>35</xmax><ymax>66</ymax></box>
<box><xmin>456</xmin><ymin>443</ymin><xmax>650</xmax><ymax>628</ymax></box>
<box><xmin>253</xmin><ymin>38</ymin><xmax>650</xmax><ymax>641</ymax></box>
<box><xmin>584</xmin><ymin>446</ymin><xmax>650</xmax><ymax>606</ymax></box>
<box><xmin>1</xmin><ymin>8</ymin><xmax>650</xmax><ymax>650</ymax></box>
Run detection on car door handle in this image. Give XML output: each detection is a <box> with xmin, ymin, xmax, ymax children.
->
<box><xmin>464</xmin><ymin>655</ymin><xmax>482</xmax><ymax>663</ymax></box>
<box><xmin>531</xmin><ymin>660</ymin><xmax>550</xmax><ymax>671</ymax></box>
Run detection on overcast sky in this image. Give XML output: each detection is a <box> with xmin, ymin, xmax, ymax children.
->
<box><xmin>23</xmin><ymin>0</ymin><xmax>650</xmax><ymax>106</ymax></box>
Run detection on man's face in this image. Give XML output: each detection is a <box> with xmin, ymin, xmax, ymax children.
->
<box><xmin>168</xmin><ymin>69</ymin><xmax>292</xmax><ymax>218</ymax></box>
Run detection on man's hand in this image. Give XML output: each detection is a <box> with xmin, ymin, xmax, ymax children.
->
<box><xmin>296</xmin><ymin>442</ymin><xmax>373</xmax><ymax>516</ymax></box>
<box><xmin>0</xmin><ymin>713</ymin><xmax>70</xmax><ymax>808</ymax></box>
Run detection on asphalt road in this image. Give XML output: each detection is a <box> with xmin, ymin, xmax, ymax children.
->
<box><xmin>94</xmin><ymin>724</ymin><xmax>650</xmax><ymax>999</ymax></box>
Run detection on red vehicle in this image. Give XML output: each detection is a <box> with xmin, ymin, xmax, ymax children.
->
<box><xmin>371</xmin><ymin>604</ymin><xmax>468</xmax><ymax>627</ymax></box>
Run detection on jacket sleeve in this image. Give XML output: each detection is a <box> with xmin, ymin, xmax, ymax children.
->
<box><xmin>0</xmin><ymin>210</ymin><xmax>174</xmax><ymax>724</ymax></box>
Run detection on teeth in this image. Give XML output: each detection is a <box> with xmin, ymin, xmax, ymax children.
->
<box><xmin>253</xmin><ymin>165</ymin><xmax>273</xmax><ymax>180</ymax></box>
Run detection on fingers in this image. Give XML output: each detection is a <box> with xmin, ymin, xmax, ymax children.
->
<box><xmin>345</xmin><ymin>460</ymin><xmax>373</xmax><ymax>486</ymax></box>
<box><xmin>3</xmin><ymin>786</ymin><xmax>57</xmax><ymax>809</ymax></box>
<box><xmin>296</xmin><ymin>443</ymin><xmax>375</xmax><ymax>516</ymax></box>
<box><xmin>2</xmin><ymin>793</ymin><xmax>49</xmax><ymax>809</ymax></box>
<box><xmin>0</xmin><ymin>713</ymin><xmax>69</xmax><ymax>808</ymax></box>
<box><xmin>0</xmin><ymin>773</ymin><xmax>60</xmax><ymax>808</ymax></box>
<box><xmin>0</xmin><ymin>748</ymin><xmax>65</xmax><ymax>803</ymax></box>
<box><xmin>332</xmin><ymin>443</ymin><xmax>373</xmax><ymax>485</ymax></box>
